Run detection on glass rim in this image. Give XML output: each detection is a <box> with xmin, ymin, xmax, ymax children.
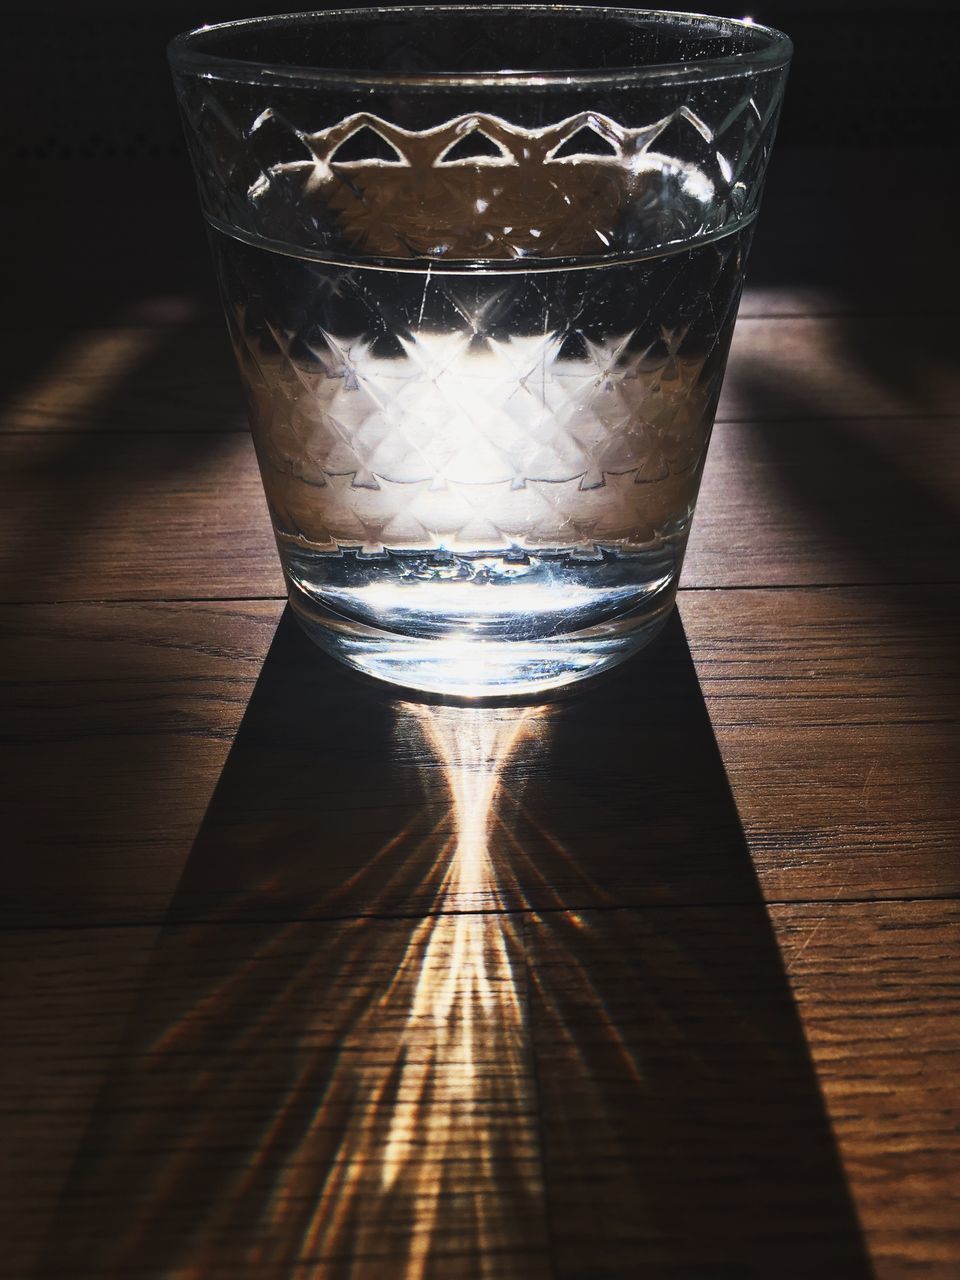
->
<box><xmin>168</xmin><ymin>5</ymin><xmax>793</xmax><ymax>91</ymax></box>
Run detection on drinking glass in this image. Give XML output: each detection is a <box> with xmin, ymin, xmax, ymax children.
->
<box><xmin>169</xmin><ymin>6</ymin><xmax>791</xmax><ymax>696</ymax></box>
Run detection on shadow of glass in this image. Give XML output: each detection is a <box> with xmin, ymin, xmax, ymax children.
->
<box><xmin>40</xmin><ymin>611</ymin><xmax>873</xmax><ymax>1278</ymax></box>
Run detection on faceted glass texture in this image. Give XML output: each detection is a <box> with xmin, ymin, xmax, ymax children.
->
<box><xmin>170</xmin><ymin>8</ymin><xmax>791</xmax><ymax>695</ymax></box>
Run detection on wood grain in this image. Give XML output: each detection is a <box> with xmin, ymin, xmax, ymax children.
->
<box><xmin>685</xmin><ymin>415</ymin><xmax>960</xmax><ymax>587</ymax></box>
<box><xmin>530</xmin><ymin>899</ymin><xmax>960</xmax><ymax>1280</ymax></box>
<box><xmin>2</xmin><ymin>901</ymin><xmax>956</xmax><ymax>1279</ymax></box>
<box><xmin>0</xmin><ymin>600</ymin><xmax>278</xmax><ymax>926</ymax></box>
<box><xmin>679</xmin><ymin>587</ymin><xmax>960</xmax><ymax>903</ymax></box>
<box><xmin>2</xmin><ymin>316</ymin><xmax>957</xmax><ymax>435</ymax></box>
<box><xmin>9</xmin><ymin>916</ymin><xmax>549</xmax><ymax>1280</ymax></box>
<box><xmin>1</xmin><ymin>416</ymin><xmax>956</xmax><ymax>603</ymax></box>
<box><xmin>723</xmin><ymin>316</ymin><xmax>960</xmax><ymax>420</ymax></box>
<box><xmin>2</xmin><ymin>143</ymin><xmax>958</xmax><ymax>1278</ymax></box>
<box><xmin>2</xmin><ymin>590</ymin><xmax>956</xmax><ymax>929</ymax></box>
<box><xmin>0</xmin><ymin>431</ymin><xmax>283</xmax><ymax>602</ymax></box>
<box><xmin>0</xmin><ymin>325</ymin><xmax>245</xmax><ymax>434</ymax></box>
<box><xmin>0</xmin><ymin>926</ymin><xmax>159</xmax><ymax>1280</ymax></box>
<box><xmin>774</xmin><ymin>901</ymin><xmax>960</xmax><ymax>1279</ymax></box>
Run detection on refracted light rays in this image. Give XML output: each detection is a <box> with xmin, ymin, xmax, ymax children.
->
<box><xmin>81</xmin><ymin>695</ymin><xmax>646</xmax><ymax>1280</ymax></box>
<box><xmin>375</xmin><ymin>707</ymin><xmax>539</xmax><ymax>1272</ymax></box>
<box><xmin>287</xmin><ymin>703</ymin><xmax>545</xmax><ymax>1277</ymax></box>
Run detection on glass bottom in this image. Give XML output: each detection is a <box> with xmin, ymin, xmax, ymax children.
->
<box><xmin>287</xmin><ymin>574</ymin><xmax>676</xmax><ymax>698</ymax></box>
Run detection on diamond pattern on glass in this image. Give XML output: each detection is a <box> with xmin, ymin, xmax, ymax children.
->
<box><xmin>248</xmin><ymin>110</ymin><xmax>728</xmax><ymax>259</ymax></box>
<box><xmin>215</xmin><ymin>226</ymin><xmax>747</xmax><ymax>556</ymax></box>
<box><xmin>176</xmin><ymin>84</ymin><xmax>785</xmax><ymax>260</ymax></box>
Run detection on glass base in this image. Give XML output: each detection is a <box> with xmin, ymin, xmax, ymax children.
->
<box><xmin>288</xmin><ymin>582</ymin><xmax>675</xmax><ymax>698</ymax></box>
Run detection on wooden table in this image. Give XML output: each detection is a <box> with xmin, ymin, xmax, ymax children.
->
<box><xmin>2</xmin><ymin>150</ymin><xmax>958</xmax><ymax>1278</ymax></box>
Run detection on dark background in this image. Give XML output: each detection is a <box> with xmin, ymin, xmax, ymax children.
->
<box><xmin>4</xmin><ymin>0</ymin><xmax>957</xmax><ymax>323</ymax></box>
<box><xmin>4</xmin><ymin>0</ymin><xmax>959</xmax><ymax>174</ymax></box>
<box><xmin>2</xmin><ymin>1</ymin><xmax>956</xmax><ymax>363</ymax></box>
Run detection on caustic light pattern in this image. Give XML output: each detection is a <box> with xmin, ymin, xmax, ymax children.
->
<box><xmin>222</xmin><ymin>235</ymin><xmax>745</xmax><ymax>557</ymax></box>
